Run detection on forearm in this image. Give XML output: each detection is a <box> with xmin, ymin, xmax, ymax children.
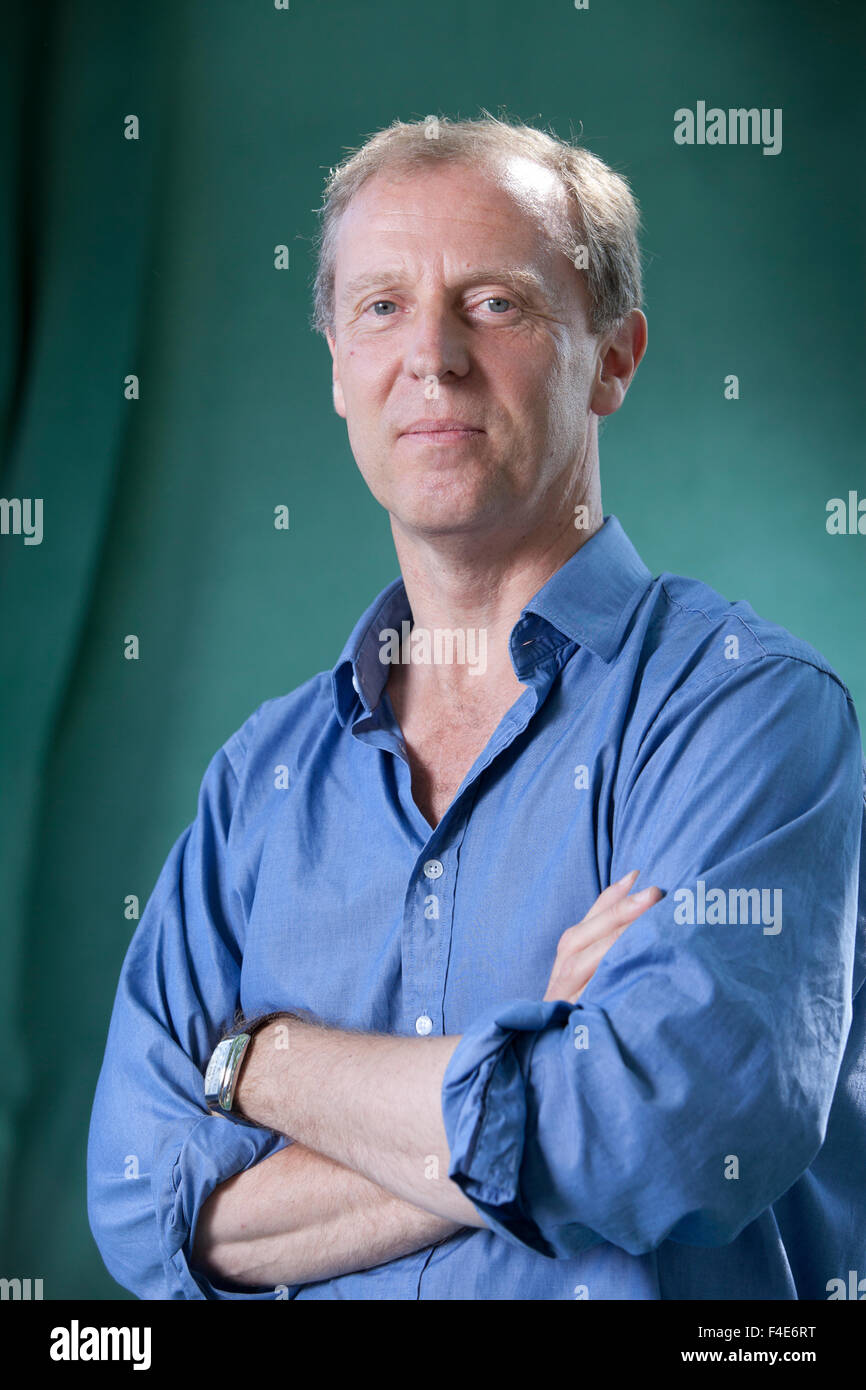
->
<box><xmin>236</xmin><ymin>1017</ymin><xmax>486</xmax><ymax>1225</ymax></box>
<box><xmin>191</xmin><ymin>1137</ymin><xmax>464</xmax><ymax>1289</ymax></box>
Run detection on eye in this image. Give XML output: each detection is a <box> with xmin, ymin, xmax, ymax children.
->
<box><xmin>369</xmin><ymin>300</ymin><xmax>397</xmax><ymax>316</ymax></box>
<box><xmin>482</xmin><ymin>297</ymin><xmax>514</xmax><ymax>314</ymax></box>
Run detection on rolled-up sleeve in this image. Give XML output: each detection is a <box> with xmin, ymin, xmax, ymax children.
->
<box><xmin>87</xmin><ymin>719</ymin><xmax>296</xmax><ymax>1299</ymax></box>
<box><xmin>442</xmin><ymin>655</ymin><xmax>864</xmax><ymax>1258</ymax></box>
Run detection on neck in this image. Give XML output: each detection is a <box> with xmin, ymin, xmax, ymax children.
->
<box><xmin>387</xmin><ymin>484</ymin><xmax>604</xmax><ymax>703</ymax></box>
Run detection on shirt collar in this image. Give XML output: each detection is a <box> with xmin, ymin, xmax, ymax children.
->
<box><xmin>330</xmin><ymin>514</ymin><xmax>653</xmax><ymax>726</ymax></box>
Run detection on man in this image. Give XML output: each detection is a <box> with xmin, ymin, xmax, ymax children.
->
<box><xmin>87</xmin><ymin>114</ymin><xmax>865</xmax><ymax>1300</ymax></box>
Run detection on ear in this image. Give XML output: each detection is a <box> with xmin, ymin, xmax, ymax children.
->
<box><xmin>590</xmin><ymin>309</ymin><xmax>648</xmax><ymax>418</ymax></box>
<box><xmin>325</xmin><ymin>329</ymin><xmax>347</xmax><ymax>419</ymax></box>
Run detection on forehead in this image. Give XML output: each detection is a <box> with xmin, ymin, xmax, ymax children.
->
<box><xmin>333</xmin><ymin>156</ymin><xmax>572</xmax><ymax>276</ymax></box>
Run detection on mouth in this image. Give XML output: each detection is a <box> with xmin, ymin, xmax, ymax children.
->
<box><xmin>399</xmin><ymin>421</ymin><xmax>485</xmax><ymax>443</ymax></box>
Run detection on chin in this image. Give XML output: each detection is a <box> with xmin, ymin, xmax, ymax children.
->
<box><xmin>395</xmin><ymin>501</ymin><xmax>499</xmax><ymax>537</ymax></box>
<box><xmin>379</xmin><ymin>467</ymin><xmax>508</xmax><ymax>534</ymax></box>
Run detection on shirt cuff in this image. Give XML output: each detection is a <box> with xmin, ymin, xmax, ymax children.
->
<box><xmin>153</xmin><ymin>1114</ymin><xmax>296</xmax><ymax>1299</ymax></box>
<box><xmin>441</xmin><ymin>998</ymin><xmax>573</xmax><ymax>1259</ymax></box>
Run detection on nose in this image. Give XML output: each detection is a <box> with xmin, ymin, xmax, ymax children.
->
<box><xmin>404</xmin><ymin>297</ymin><xmax>471</xmax><ymax>384</ymax></box>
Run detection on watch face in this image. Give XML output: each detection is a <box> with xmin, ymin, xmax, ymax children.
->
<box><xmin>205</xmin><ymin>1039</ymin><xmax>233</xmax><ymax>1102</ymax></box>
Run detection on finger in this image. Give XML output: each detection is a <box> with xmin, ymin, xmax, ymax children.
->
<box><xmin>544</xmin><ymin>923</ymin><xmax>627</xmax><ymax>1003</ymax></box>
<box><xmin>555</xmin><ymin>884</ymin><xmax>663</xmax><ymax>958</ymax></box>
<box><xmin>582</xmin><ymin>869</ymin><xmax>640</xmax><ymax>921</ymax></box>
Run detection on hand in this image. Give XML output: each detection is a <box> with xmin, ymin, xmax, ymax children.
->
<box><xmin>542</xmin><ymin>870</ymin><xmax>663</xmax><ymax>1004</ymax></box>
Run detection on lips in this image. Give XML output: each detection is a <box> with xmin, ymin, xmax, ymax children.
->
<box><xmin>401</xmin><ymin>419</ymin><xmax>484</xmax><ymax>436</ymax></box>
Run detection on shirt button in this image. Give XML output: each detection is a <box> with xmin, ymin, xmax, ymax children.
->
<box><xmin>415</xmin><ymin>1014</ymin><xmax>433</xmax><ymax>1036</ymax></box>
<box><xmin>423</xmin><ymin>859</ymin><xmax>443</xmax><ymax>879</ymax></box>
<box><xmin>351</xmin><ymin>674</ymin><xmax>360</xmax><ymax>694</ymax></box>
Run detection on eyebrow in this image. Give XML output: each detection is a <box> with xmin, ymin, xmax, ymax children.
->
<box><xmin>339</xmin><ymin>265</ymin><xmax>552</xmax><ymax>307</ymax></box>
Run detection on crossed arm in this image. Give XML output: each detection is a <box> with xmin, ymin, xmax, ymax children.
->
<box><xmin>192</xmin><ymin>872</ymin><xmax>659</xmax><ymax>1290</ymax></box>
<box><xmin>191</xmin><ymin>1030</ymin><xmax>470</xmax><ymax>1289</ymax></box>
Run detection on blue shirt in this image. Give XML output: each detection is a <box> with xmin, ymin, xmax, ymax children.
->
<box><xmin>87</xmin><ymin>514</ymin><xmax>866</xmax><ymax>1300</ymax></box>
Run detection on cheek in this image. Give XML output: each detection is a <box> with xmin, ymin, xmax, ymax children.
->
<box><xmin>343</xmin><ymin>346</ymin><xmax>390</xmax><ymax>400</ymax></box>
<box><xmin>545</xmin><ymin>350</ymin><xmax>588</xmax><ymax>412</ymax></box>
<box><xmin>341</xmin><ymin>368</ymin><xmax>376</xmax><ymax>417</ymax></box>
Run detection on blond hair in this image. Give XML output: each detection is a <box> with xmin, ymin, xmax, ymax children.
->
<box><xmin>311</xmin><ymin>111</ymin><xmax>643</xmax><ymax>339</ymax></box>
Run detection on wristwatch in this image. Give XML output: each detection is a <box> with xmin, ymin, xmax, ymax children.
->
<box><xmin>204</xmin><ymin>1013</ymin><xmax>284</xmax><ymax>1122</ymax></box>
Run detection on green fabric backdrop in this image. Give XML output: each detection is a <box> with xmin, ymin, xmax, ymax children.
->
<box><xmin>1</xmin><ymin>0</ymin><xmax>863</xmax><ymax>1299</ymax></box>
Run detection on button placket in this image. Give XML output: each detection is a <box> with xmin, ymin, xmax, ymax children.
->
<box><xmin>405</xmin><ymin>853</ymin><xmax>450</xmax><ymax>1036</ymax></box>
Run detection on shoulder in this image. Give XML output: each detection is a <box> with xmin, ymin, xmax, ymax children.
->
<box><xmin>218</xmin><ymin>670</ymin><xmax>336</xmax><ymax>783</ymax></box>
<box><xmin>613</xmin><ymin>574</ymin><xmax>864</xmax><ymax>855</ymax></box>
<box><xmin>619</xmin><ymin>572</ymin><xmax>864</xmax><ymax>785</ymax></box>
<box><xmin>639</xmin><ymin>569</ymin><xmax>855</xmax><ymax>708</ymax></box>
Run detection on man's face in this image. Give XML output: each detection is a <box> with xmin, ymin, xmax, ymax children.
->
<box><xmin>325</xmin><ymin>158</ymin><xmax>607</xmax><ymax>542</ymax></box>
